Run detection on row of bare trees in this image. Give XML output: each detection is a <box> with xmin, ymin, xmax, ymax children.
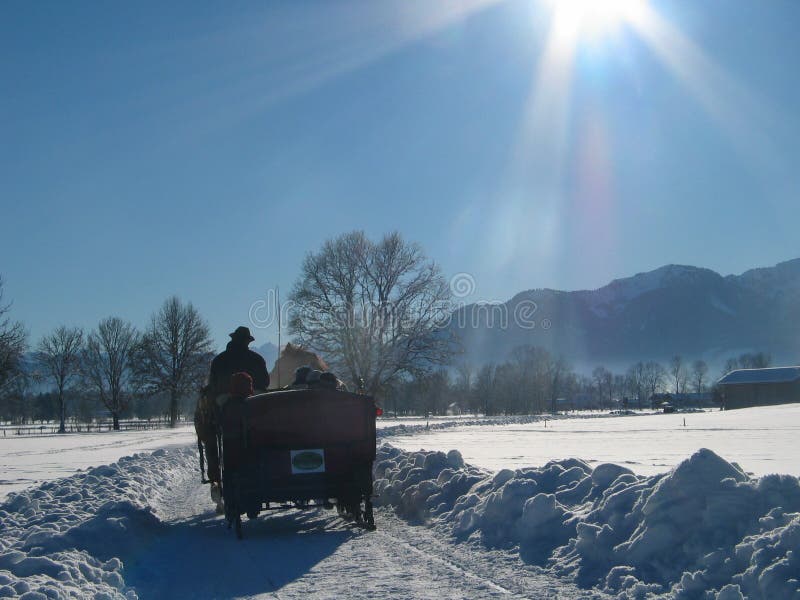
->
<box><xmin>0</xmin><ymin>289</ymin><xmax>214</xmax><ymax>430</ymax></box>
<box><xmin>664</xmin><ymin>352</ymin><xmax>771</xmax><ymax>396</ymax></box>
<box><xmin>380</xmin><ymin>347</ymin><xmax>774</xmax><ymax>417</ymax></box>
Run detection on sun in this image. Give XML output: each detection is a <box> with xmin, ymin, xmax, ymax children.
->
<box><xmin>550</xmin><ymin>0</ymin><xmax>644</xmax><ymax>43</ymax></box>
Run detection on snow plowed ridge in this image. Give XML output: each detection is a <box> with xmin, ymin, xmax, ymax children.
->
<box><xmin>374</xmin><ymin>444</ymin><xmax>800</xmax><ymax>599</ymax></box>
<box><xmin>0</xmin><ymin>447</ymin><xmax>196</xmax><ymax>599</ymax></box>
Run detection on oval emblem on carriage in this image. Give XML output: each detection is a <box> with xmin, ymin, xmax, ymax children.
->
<box><xmin>292</xmin><ymin>450</ymin><xmax>324</xmax><ymax>471</ymax></box>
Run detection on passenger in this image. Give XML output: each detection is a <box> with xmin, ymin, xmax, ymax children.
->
<box><xmin>289</xmin><ymin>365</ymin><xmax>312</xmax><ymax>388</ymax></box>
<box><xmin>306</xmin><ymin>369</ymin><xmax>322</xmax><ymax>387</ymax></box>
<box><xmin>288</xmin><ymin>365</ymin><xmax>347</xmax><ymax>391</ymax></box>
<box><xmin>319</xmin><ymin>371</ymin><xmax>339</xmax><ymax>390</ymax></box>
<box><xmin>228</xmin><ymin>371</ymin><xmax>254</xmax><ymax>401</ymax></box>
<box><xmin>208</xmin><ymin>326</ymin><xmax>270</xmax><ymax>398</ymax></box>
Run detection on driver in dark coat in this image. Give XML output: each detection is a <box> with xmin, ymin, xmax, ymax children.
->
<box><xmin>208</xmin><ymin>326</ymin><xmax>270</xmax><ymax>397</ymax></box>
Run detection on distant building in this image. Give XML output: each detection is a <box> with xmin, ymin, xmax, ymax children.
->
<box><xmin>717</xmin><ymin>367</ymin><xmax>800</xmax><ymax>410</ymax></box>
<box><xmin>649</xmin><ymin>392</ymin><xmax>715</xmax><ymax>410</ymax></box>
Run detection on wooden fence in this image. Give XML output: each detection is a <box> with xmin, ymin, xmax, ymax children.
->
<box><xmin>0</xmin><ymin>419</ymin><xmax>186</xmax><ymax>437</ymax></box>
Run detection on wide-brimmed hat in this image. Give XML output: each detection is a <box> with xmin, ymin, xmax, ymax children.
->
<box><xmin>229</xmin><ymin>326</ymin><xmax>255</xmax><ymax>342</ymax></box>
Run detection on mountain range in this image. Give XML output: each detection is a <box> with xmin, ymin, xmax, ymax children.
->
<box><xmin>450</xmin><ymin>258</ymin><xmax>800</xmax><ymax>373</ymax></box>
<box><xmin>253</xmin><ymin>341</ymin><xmax>279</xmax><ymax>371</ymax></box>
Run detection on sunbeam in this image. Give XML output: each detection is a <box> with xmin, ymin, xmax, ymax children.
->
<box><xmin>623</xmin><ymin>3</ymin><xmax>782</xmax><ymax>169</ymax></box>
<box><xmin>499</xmin><ymin>0</ymin><xmax>781</xmax><ymax>276</ymax></box>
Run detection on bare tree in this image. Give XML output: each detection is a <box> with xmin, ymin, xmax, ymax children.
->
<box><xmin>670</xmin><ymin>355</ymin><xmax>687</xmax><ymax>394</ymax></box>
<box><xmin>592</xmin><ymin>366</ymin><xmax>613</xmax><ymax>408</ymax></box>
<box><xmin>37</xmin><ymin>326</ymin><xmax>84</xmax><ymax>433</ymax></box>
<box><xmin>454</xmin><ymin>362</ymin><xmax>473</xmax><ymax>392</ymax></box>
<box><xmin>289</xmin><ymin>231</ymin><xmax>455</xmax><ymax>395</ymax></box>
<box><xmin>691</xmin><ymin>359</ymin><xmax>709</xmax><ymax>393</ymax></box>
<box><xmin>738</xmin><ymin>352</ymin><xmax>772</xmax><ymax>369</ymax></box>
<box><xmin>642</xmin><ymin>361</ymin><xmax>666</xmax><ymax>402</ymax></box>
<box><xmin>474</xmin><ymin>363</ymin><xmax>497</xmax><ymax>415</ymax></box>
<box><xmin>133</xmin><ymin>297</ymin><xmax>213</xmax><ymax>427</ymax></box>
<box><xmin>0</xmin><ymin>276</ymin><xmax>27</xmax><ymax>393</ymax></box>
<box><xmin>722</xmin><ymin>352</ymin><xmax>772</xmax><ymax>375</ymax></box>
<box><xmin>0</xmin><ymin>371</ymin><xmax>30</xmax><ymax>424</ymax></box>
<box><xmin>511</xmin><ymin>345</ymin><xmax>554</xmax><ymax>413</ymax></box>
<box><xmin>82</xmin><ymin>317</ymin><xmax>138</xmax><ymax>430</ymax></box>
<box><xmin>548</xmin><ymin>356</ymin><xmax>570</xmax><ymax>414</ymax></box>
<box><xmin>454</xmin><ymin>361</ymin><xmax>475</xmax><ymax>412</ymax></box>
<box><xmin>722</xmin><ymin>357</ymin><xmax>740</xmax><ymax>376</ymax></box>
<box><xmin>626</xmin><ymin>362</ymin><xmax>646</xmax><ymax>409</ymax></box>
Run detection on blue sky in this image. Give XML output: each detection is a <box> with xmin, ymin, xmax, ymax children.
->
<box><xmin>2</xmin><ymin>0</ymin><xmax>799</xmax><ymax>350</ymax></box>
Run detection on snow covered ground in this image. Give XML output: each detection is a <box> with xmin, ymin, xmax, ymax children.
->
<box><xmin>1</xmin><ymin>405</ymin><xmax>799</xmax><ymax>598</ymax></box>
<box><xmin>390</xmin><ymin>404</ymin><xmax>800</xmax><ymax>477</ymax></box>
<box><xmin>0</xmin><ymin>426</ymin><xmax>198</xmax><ymax>501</ymax></box>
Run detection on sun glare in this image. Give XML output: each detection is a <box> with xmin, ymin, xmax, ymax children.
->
<box><xmin>551</xmin><ymin>0</ymin><xmax>643</xmax><ymax>42</ymax></box>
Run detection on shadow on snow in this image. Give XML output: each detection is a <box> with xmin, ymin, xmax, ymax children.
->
<box><xmin>91</xmin><ymin>507</ymin><xmax>358</xmax><ymax>598</ymax></box>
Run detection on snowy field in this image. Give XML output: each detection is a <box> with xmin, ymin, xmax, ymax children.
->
<box><xmin>390</xmin><ymin>404</ymin><xmax>800</xmax><ymax>477</ymax></box>
<box><xmin>1</xmin><ymin>405</ymin><xmax>799</xmax><ymax>598</ymax></box>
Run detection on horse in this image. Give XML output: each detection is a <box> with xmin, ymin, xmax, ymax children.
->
<box><xmin>269</xmin><ymin>342</ymin><xmax>330</xmax><ymax>389</ymax></box>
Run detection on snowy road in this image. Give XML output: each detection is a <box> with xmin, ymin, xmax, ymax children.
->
<box><xmin>125</xmin><ymin>457</ymin><xmax>594</xmax><ymax>599</ymax></box>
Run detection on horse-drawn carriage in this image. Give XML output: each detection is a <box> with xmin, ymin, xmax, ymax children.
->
<box><xmin>210</xmin><ymin>386</ymin><xmax>378</xmax><ymax>538</ymax></box>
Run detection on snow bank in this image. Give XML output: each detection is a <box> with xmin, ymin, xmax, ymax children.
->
<box><xmin>0</xmin><ymin>447</ymin><xmax>196</xmax><ymax>599</ymax></box>
<box><xmin>374</xmin><ymin>444</ymin><xmax>800</xmax><ymax>599</ymax></box>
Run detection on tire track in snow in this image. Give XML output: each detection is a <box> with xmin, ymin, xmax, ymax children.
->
<box><xmin>370</xmin><ymin>526</ymin><xmax>514</xmax><ymax>596</ymax></box>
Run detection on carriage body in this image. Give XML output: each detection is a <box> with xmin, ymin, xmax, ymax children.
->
<box><xmin>219</xmin><ymin>388</ymin><xmax>377</xmax><ymax>535</ymax></box>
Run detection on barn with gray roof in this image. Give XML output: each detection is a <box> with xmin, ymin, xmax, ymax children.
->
<box><xmin>717</xmin><ymin>367</ymin><xmax>800</xmax><ymax>409</ymax></box>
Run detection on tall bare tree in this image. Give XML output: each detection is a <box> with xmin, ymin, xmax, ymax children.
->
<box><xmin>474</xmin><ymin>363</ymin><xmax>497</xmax><ymax>415</ymax></box>
<box><xmin>691</xmin><ymin>359</ymin><xmax>709</xmax><ymax>393</ymax></box>
<box><xmin>592</xmin><ymin>366</ymin><xmax>613</xmax><ymax>408</ymax></box>
<box><xmin>670</xmin><ymin>355</ymin><xmax>687</xmax><ymax>394</ymax></box>
<box><xmin>626</xmin><ymin>362</ymin><xmax>646</xmax><ymax>409</ymax></box>
<box><xmin>82</xmin><ymin>317</ymin><xmax>138</xmax><ymax>430</ymax></box>
<box><xmin>133</xmin><ymin>297</ymin><xmax>213</xmax><ymax>427</ymax></box>
<box><xmin>0</xmin><ymin>276</ymin><xmax>27</xmax><ymax>393</ymax></box>
<box><xmin>548</xmin><ymin>356</ymin><xmax>570</xmax><ymax>414</ymax></box>
<box><xmin>642</xmin><ymin>361</ymin><xmax>666</xmax><ymax>402</ymax></box>
<box><xmin>289</xmin><ymin>231</ymin><xmax>455</xmax><ymax>394</ymax></box>
<box><xmin>37</xmin><ymin>326</ymin><xmax>84</xmax><ymax>433</ymax></box>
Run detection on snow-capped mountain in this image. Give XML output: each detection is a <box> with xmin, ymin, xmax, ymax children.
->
<box><xmin>452</xmin><ymin>258</ymin><xmax>800</xmax><ymax>371</ymax></box>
